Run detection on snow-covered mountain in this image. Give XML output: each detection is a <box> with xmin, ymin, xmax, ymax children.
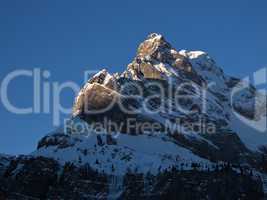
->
<box><xmin>1</xmin><ymin>33</ymin><xmax>267</xmax><ymax>199</ymax></box>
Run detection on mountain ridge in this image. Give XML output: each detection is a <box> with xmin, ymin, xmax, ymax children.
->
<box><xmin>1</xmin><ymin>33</ymin><xmax>267</xmax><ymax>199</ymax></box>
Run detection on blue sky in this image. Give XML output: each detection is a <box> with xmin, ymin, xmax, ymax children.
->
<box><xmin>0</xmin><ymin>0</ymin><xmax>266</xmax><ymax>155</ymax></box>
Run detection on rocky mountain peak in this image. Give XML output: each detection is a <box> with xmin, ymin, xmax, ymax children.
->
<box><xmin>1</xmin><ymin>34</ymin><xmax>267</xmax><ymax>199</ymax></box>
<box><xmin>122</xmin><ymin>33</ymin><xmax>194</xmax><ymax>80</ymax></box>
<box><xmin>136</xmin><ymin>33</ymin><xmax>172</xmax><ymax>58</ymax></box>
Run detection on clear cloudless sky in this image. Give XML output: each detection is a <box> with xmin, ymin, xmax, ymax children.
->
<box><xmin>0</xmin><ymin>0</ymin><xmax>266</xmax><ymax>155</ymax></box>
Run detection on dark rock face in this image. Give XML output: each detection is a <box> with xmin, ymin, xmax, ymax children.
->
<box><xmin>0</xmin><ymin>157</ymin><xmax>109</xmax><ymax>199</ymax></box>
<box><xmin>47</xmin><ymin>163</ymin><xmax>109</xmax><ymax>199</ymax></box>
<box><xmin>0</xmin><ymin>155</ymin><xmax>13</xmax><ymax>177</ymax></box>
<box><xmin>152</xmin><ymin>171</ymin><xmax>262</xmax><ymax>200</ymax></box>
<box><xmin>2</xmin><ymin>156</ymin><xmax>59</xmax><ymax>199</ymax></box>
<box><xmin>37</xmin><ymin>133</ymin><xmax>75</xmax><ymax>149</ymax></box>
<box><xmin>0</xmin><ymin>156</ymin><xmax>263</xmax><ymax>200</ymax></box>
<box><xmin>122</xmin><ymin>170</ymin><xmax>263</xmax><ymax>200</ymax></box>
<box><xmin>170</xmin><ymin>131</ymin><xmax>257</xmax><ymax>165</ymax></box>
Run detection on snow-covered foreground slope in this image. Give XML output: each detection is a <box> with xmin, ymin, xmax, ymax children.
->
<box><xmin>32</xmin><ymin>132</ymin><xmax>211</xmax><ymax>175</ymax></box>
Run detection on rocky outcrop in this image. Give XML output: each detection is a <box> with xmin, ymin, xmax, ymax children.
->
<box><xmin>122</xmin><ymin>33</ymin><xmax>197</xmax><ymax>81</ymax></box>
<box><xmin>37</xmin><ymin>133</ymin><xmax>81</xmax><ymax>149</ymax></box>
<box><xmin>88</xmin><ymin>69</ymin><xmax>118</xmax><ymax>90</ymax></box>
<box><xmin>136</xmin><ymin>33</ymin><xmax>192</xmax><ymax>72</ymax></box>
<box><xmin>73</xmin><ymin>71</ymin><xmax>121</xmax><ymax>116</ymax></box>
<box><xmin>73</xmin><ymin>69</ymin><xmax>119</xmax><ymax>116</ymax></box>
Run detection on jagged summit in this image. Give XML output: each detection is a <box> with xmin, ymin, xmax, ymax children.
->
<box><xmin>136</xmin><ymin>33</ymin><xmax>172</xmax><ymax>58</ymax></box>
<box><xmin>72</xmin><ymin>33</ymin><xmax>266</xmax><ymax>134</ymax></box>
<box><xmin>122</xmin><ymin>33</ymin><xmax>196</xmax><ymax>80</ymax></box>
